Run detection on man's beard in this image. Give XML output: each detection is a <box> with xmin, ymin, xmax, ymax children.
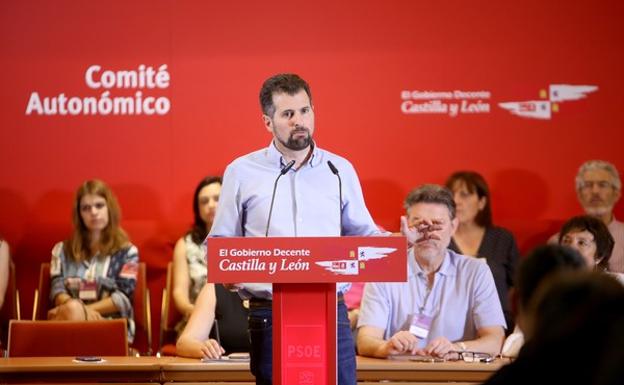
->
<box><xmin>279</xmin><ymin>129</ymin><xmax>312</xmax><ymax>151</ymax></box>
<box><xmin>414</xmin><ymin>241</ymin><xmax>444</xmax><ymax>261</ymax></box>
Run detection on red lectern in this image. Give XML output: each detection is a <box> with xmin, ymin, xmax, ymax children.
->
<box><xmin>207</xmin><ymin>236</ymin><xmax>406</xmax><ymax>385</ymax></box>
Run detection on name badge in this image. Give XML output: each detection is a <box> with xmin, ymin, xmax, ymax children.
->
<box><xmin>79</xmin><ymin>280</ymin><xmax>98</xmax><ymax>301</ymax></box>
<box><xmin>409</xmin><ymin>313</ymin><xmax>433</xmax><ymax>339</ymax></box>
<box><xmin>65</xmin><ymin>277</ymin><xmax>81</xmax><ymax>299</ymax></box>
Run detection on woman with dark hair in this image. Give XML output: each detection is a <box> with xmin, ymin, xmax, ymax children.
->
<box><xmin>174</xmin><ymin>176</ymin><xmax>250</xmax><ymax>359</ymax></box>
<box><xmin>172</xmin><ymin>176</ymin><xmax>222</xmax><ymax>327</ymax></box>
<box><xmin>559</xmin><ymin>215</ymin><xmax>624</xmax><ymax>283</ymax></box>
<box><xmin>48</xmin><ymin>180</ymin><xmax>139</xmax><ymax>342</ymax></box>
<box><xmin>445</xmin><ymin>171</ymin><xmax>520</xmax><ymax>332</ymax></box>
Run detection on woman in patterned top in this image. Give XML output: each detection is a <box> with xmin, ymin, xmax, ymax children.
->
<box><xmin>172</xmin><ymin>176</ymin><xmax>221</xmax><ymax>332</ymax></box>
<box><xmin>48</xmin><ymin>179</ymin><xmax>139</xmax><ymax>342</ymax></box>
<box><xmin>445</xmin><ymin>171</ymin><xmax>520</xmax><ymax>334</ymax></box>
<box><xmin>0</xmin><ymin>237</ymin><xmax>9</xmax><ymax>348</ymax></box>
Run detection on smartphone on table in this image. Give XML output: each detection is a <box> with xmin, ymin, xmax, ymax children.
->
<box><xmin>74</xmin><ymin>356</ymin><xmax>104</xmax><ymax>363</ymax></box>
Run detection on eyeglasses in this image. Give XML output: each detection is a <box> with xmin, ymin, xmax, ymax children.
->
<box><xmin>580</xmin><ymin>181</ymin><xmax>614</xmax><ymax>191</ymax></box>
<box><xmin>449</xmin><ymin>350</ymin><xmax>494</xmax><ymax>363</ymax></box>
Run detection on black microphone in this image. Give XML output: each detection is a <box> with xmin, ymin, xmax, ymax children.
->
<box><xmin>265</xmin><ymin>160</ymin><xmax>296</xmax><ymax>237</ymax></box>
<box><xmin>327</xmin><ymin>160</ymin><xmax>343</xmax><ymax>236</ymax></box>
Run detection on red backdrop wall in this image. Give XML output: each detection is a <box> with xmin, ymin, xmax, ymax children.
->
<box><xmin>1</xmin><ymin>0</ymin><xmax>623</xmax><ymax>352</ymax></box>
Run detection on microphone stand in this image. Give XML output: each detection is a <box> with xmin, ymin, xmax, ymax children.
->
<box><xmin>327</xmin><ymin>161</ymin><xmax>343</xmax><ymax>236</ymax></box>
<box><xmin>265</xmin><ymin>160</ymin><xmax>296</xmax><ymax>237</ymax></box>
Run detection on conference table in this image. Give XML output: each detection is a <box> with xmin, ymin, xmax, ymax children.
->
<box><xmin>0</xmin><ymin>355</ymin><xmax>507</xmax><ymax>384</ymax></box>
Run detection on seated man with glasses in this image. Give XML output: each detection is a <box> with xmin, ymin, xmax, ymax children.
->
<box><xmin>357</xmin><ymin>185</ymin><xmax>506</xmax><ymax>359</ymax></box>
<box><xmin>549</xmin><ymin>160</ymin><xmax>623</xmax><ymax>273</ymax></box>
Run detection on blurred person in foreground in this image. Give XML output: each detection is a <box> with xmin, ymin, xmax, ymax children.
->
<box><xmin>486</xmin><ymin>270</ymin><xmax>624</xmax><ymax>385</ymax></box>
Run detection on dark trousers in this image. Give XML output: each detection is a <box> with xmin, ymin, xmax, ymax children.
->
<box><xmin>248</xmin><ymin>300</ymin><xmax>356</xmax><ymax>385</ymax></box>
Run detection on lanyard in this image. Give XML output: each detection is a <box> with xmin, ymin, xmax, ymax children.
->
<box><xmin>419</xmin><ymin>285</ymin><xmax>432</xmax><ymax>314</ymax></box>
<box><xmin>83</xmin><ymin>255</ymin><xmax>111</xmax><ymax>281</ymax></box>
<box><xmin>416</xmin><ymin>273</ymin><xmax>441</xmax><ymax>315</ymax></box>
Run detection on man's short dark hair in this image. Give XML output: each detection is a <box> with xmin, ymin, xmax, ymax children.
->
<box><xmin>558</xmin><ymin>215</ymin><xmax>615</xmax><ymax>271</ymax></box>
<box><xmin>516</xmin><ymin>244</ymin><xmax>586</xmax><ymax>310</ymax></box>
<box><xmin>259</xmin><ymin>73</ymin><xmax>312</xmax><ymax>118</ymax></box>
<box><xmin>403</xmin><ymin>184</ymin><xmax>456</xmax><ymax>219</ymax></box>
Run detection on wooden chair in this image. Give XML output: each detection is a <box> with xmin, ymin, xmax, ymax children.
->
<box><xmin>32</xmin><ymin>263</ymin><xmax>50</xmax><ymax>321</ymax></box>
<box><xmin>7</xmin><ymin>319</ymin><xmax>128</xmax><ymax>357</ymax></box>
<box><xmin>32</xmin><ymin>262</ymin><xmax>152</xmax><ymax>355</ymax></box>
<box><xmin>132</xmin><ymin>262</ymin><xmax>153</xmax><ymax>355</ymax></box>
<box><xmin>0</xmin><ymin>261</ymin><xmax>21</xmax><ymax>348</ymax></box>
<box><xmin>158</xmin><ymin>261</ymin><xmax>182</xmax><ymax>356</ymax></box>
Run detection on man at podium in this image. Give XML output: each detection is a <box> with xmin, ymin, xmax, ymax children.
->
<box><xmin>209</xmin><ymin>73</ymin><xmax>383</xmax><ymax>385</ymax></box>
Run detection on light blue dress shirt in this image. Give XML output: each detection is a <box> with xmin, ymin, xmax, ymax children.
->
<box><xmin>209</xmin><ymin>141</ymin><xmax>382</xmax><ymax>299</ymax></box>
<box><xmin>357</xmin><ymin>249</ymin><xmax>506</xmax><ymax>348</ymax></box>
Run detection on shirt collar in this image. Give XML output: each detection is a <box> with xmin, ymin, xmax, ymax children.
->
<box><xmin>265</xmin><ymin>140</ymin><xmax>320</xmax><ymax>169</ymax></box>
<box><xmin>409</xmin><ymin>248</ymin><xmax>457</xmax><ymax>278</ymax></box>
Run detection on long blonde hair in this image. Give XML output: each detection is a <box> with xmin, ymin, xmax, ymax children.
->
<box><xmin>65</xmin><ymin>179</ymin><xmax>129</xmax><ymax>261</ymax></box>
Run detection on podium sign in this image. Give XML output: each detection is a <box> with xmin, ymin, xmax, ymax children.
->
<box><xmin>207</xmin><ymin>236</ymin><xmax>407</xmax><ymax>385</ymax></box>
<box><xmin>207</xmin><ymin>236</ymin><xmax>406</xmax><ymax>283</ymax></box>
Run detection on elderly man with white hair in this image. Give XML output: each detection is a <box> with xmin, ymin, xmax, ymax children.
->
<box><xmin>549</xmin><ymin>160</ymin><xmax>623</xmax><ymax>273</ymax></box>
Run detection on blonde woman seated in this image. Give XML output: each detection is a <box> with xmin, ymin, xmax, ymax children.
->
<box><xmin>0</xmin><ymin>237</ymin><xmax>9</xmax><ymax>348</ymax></box>
<box><xmin>172</xmin><ymin>176</ymin><xmax>221</xmax><ymax>332</ymax></box>
<box><xmin>0</xmin><ymin>238</ymin><xmax>9</xmax><ymax>312</ymax></box>
<box><xmin>47</xmin><ymin>180</ymin><xmax>139</xmax><ymax>343</ymax></box>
